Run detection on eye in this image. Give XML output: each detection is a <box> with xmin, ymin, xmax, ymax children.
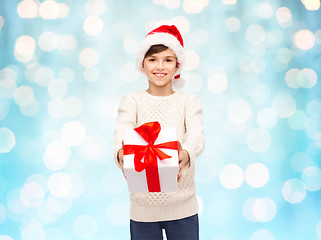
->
<box><xmin>166</xmin><ymin>59</ymin><xmax>173</xmax><ymax>62</ymax></box>
<box><xmin>148</xmin><ymin>58</ymin><xmax>155</xmax><ymax>62</ymax></box>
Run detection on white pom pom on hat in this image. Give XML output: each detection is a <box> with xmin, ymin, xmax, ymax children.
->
<box><xmin>136</xmin><ymin>25</ymin><xmax>186</xmax><ymax>89</ymax></box>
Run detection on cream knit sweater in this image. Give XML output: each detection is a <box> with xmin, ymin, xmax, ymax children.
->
<box><xmin>114</xmin><ymin>90</ymin><xmax>205</xmax><ymax>222</ymax></box>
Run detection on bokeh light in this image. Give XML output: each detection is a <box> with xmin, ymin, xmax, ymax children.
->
<box><xmin>219</xmin><ymin>164</ymin><xmax>244</xmax><ymax>189</ymax></box>
<box><xmin>1</xmin><ymin>1</ymin><xmax>321</xmax><ymax>239</ymax></box>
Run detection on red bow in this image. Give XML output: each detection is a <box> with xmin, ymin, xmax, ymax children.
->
<box><xmin>123</xmin><ymin>121</ymin><xmax>178</xmax><ymax>192</ymax></box>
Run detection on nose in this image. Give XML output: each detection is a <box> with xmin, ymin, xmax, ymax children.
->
<box><xmin>156</xmin><ymin>60</ymin><xmax>165</xmax><ymax>69</ymax></box>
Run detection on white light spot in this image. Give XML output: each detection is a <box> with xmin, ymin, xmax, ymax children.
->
<box><xmin>20</xmin><ymin>182</ymin><xmax>45</xmax><ymax>207</ymax></box>
<box><xmin>277</xmin><ymin>47</ymin><xmax>293</xmax><ymax>63</ymax></box>
<box><xmin>35</xmin><ymin>66</ymin><xmax>55</xmax><ymax>87</ymax></box>
<box><xmin>290</xmin><ymin>152</ymin><xmax>313</xmax><ymax>173</ymax></box>
<box><xmin>191</xmin><ymin>29</ymin><xmax>208</xmax><ymax>45</ymax></box>
<box><xmin>252</xmin><ymin>198</ymin><xmax>276</xmax><ymax>222</ymax></box>
<box><xmin>304</xmin><ymin>115</ymin><xmax>321</xmax><ymax>140</ymax></box>
<box><xmin>196</xmin><ymin>153</ymin><xmax>223</xmax><ymax>183</ymax></box>
<box><xmin>45</xmin><ymin>228</ymin><xmax>65</xmax><ymax>240</ymax></box>
<box><xmin>43</xmin><ymin>140</ymin><xmax>70</xmax><ymax>171</ymax></box>
<box><xmin>36</xmin><ymin>201</ymin><xmax>60</xmax><ymax>223</ymax></box>
<box><xmin>69</xmin><ymin>174</ymin><xmax>84</xmax><ymax>198</ymax></box>
<box><xmin>183</xmin><ymin>0</ymin><xmax>209</xmax><ymax>14</ymax></box>
<box><xmin>57</xmin><ymin>3</ymin><xmax>69</xmax><ymax>18</ymax></box>
<box><xmin>272</xmin><ymin>93</ymin><xmax>296</xmax><ymax>118</ymax></box>
<box><xmin>0</xmin><ymin>128</ymin><xmax>15</xmax><ymax>153</ymax></box>
<box><xmin>225</xmin><ymin>17</ymin><xmax>241</xmax><ymax>32</ymax></box>
<box><xmin>20</xmin><ymin>98</ymin><xmax>39</xmax><ymax>117</ymax></box>
<box><xmin>185</xmin><ymin>51</ymin><xmax>200</xmax><ymax>71</ymax></box>
<box><xmin>47</xmin><ymin>195</ymin><xmax>72</xmax><ymax>214</ymax></box>
<box><xmin>0</xmin><ymin>78</ymin><xmax>17</xmax><ymax>99</ymax></box>
<box><xmin>282</xmin><ymin>178</ymin><xmax>306</xmax><ymax>203</ymax></box>
<box><xmin>172</xmin><ymin>16</ymin><xmax>190</xmax><ymax>35</ymax></box>
<box><xmin>123</xmin><ymin>37</ymin><xmax>139</xmax><ymax>54</ymax></box>
<box><xmin>84</xmin><ymin>67</ymin><xmax>100</xmax><ymax>82</ymax></box>
<box><xmin>207</xmin><ymin>73</ymin><xmax>228</xmax><ymax>94</ymax></box>
<box><xmin>243</xmin><ymin>197</ymin><xmax>257</xmax><ymax>222</ymax></box>
<box><xmin>165</xmin><ymin>0</ymin><xmax>181</xmax><ymax>9</ymax></box>
<box><xmin>80</xmin><ymin>135</ymin><xmax>110</xmax><ymax>162</ymax></box>
<box><xmin>247</xmin><ymin>128</ymin><xmax>271</xmax><ymax>153</ymax></box>
<box><xmin>294</xmin><ymin>29</ymin><xmax>315</xmax><ymax>50</ymax></box>
<box><xmin>257</xmin><ymin>3</ymin><xmax>274</xmax><ymax>19</ymax></box>
<box><xmin>0</xmin><ymin>236</ymin><xmax>14</xmax><ymax>240</ymax></box>
<box><xmin>48</xmin><ymin>98</ymin><xmax>66</xmax><ymax>119</ymax></box>
<box><xmin>65</xmin><ymin>97</ymin><xmax>83</xmax><ymax>117</ymax></box>
<box><xmin>21</xmin><ymin>223</ymin><xmax>46</xmax><ymax>240</ymax></box>
<box><xmin>74</xmin><ymin>215</ymin><xmax>98</xmax><ymax>239</ymax></box>
<box><xmin>228</xmin><ymin>99</ymin><xmax>253</xmax><ymax>124</ymax></box>
<box><xmin>250</xmin><ymin>229</ymin><xmax>275</xmax><ymax>240</ymax></box>
<box><xmin>245</xmin><ymin>163</ymin><xmax>269</xmax><ymax>188</ymax></box>
<box><xmin>306</xmin><ymin>100</ymin><xmax>321</xmax><ymax>115</ymax></box>
<box><xmin>219</xmin><ymin>164</ymin><xmax>244</xmax><ymax>189</ymax></box>
<box><xmin>297</xmin><ymin>68</ymin><xmax>318</xmax><ymax>88</ymax></box>
<box><xmin>246</xmin><ymin>24</ymin><xmax>266</xmax><ymax>44</ymax></box>
<box><xmin>222</xmin><ymin>0</ymin><xmax>237</xmax><ymax>4</ymax></box>
<box><xmin>100</xmin><ymin>97</ymin><xmax>118</xmax><ymax>118</ymax></box>
<box><xmin>304</xmin><ymin>0</ymin><xmax>321</xmax><ymax>10</ymax></box>
<box><xmin>288</xmin><ymin>110</ymin><xmax>308</xmax><ymax>130</ymax></box>
<box><xmin>14</xmin><ymin>86</ymin><xmax>34</xmax><ymax>107</ymax></box>
<box><xmin>85</xmin><ymin>0</ymin><xmax>107</xmax><ymax>16</ymax></box>
<box><xmin>257</xmin><ymin>108</ymin><xmax>278</xmax><ymax>129</ymax></box>
<box><xmin>275</xmin><ymin>7</ymin><xmax>292</xmax><ymax>28</ymax></box>
<box><xmin>285</xmin><ymin>68</ymin><xmax>300</xmax><ymax>89</ymax></box>
<box><xmin>14</xmin><ymin>35</ymin><xmax>36</xmax><ymax>62</ymax></box>
<box><xmin>48</xmin><ymin>172</ymin><xmax>72</xmax><ymax>197</ymax></box>
<box><xmin>39</xmin><ymin>0</ymin><xmax>60</xmax><ymax>19</ymax></box>
<box><xmin>48</xmin><ymin>78</ymin><xmax>68</xmax><ymax>98</ymax></box>
<box><xmin>17</xmin><ymin>0</ymin><xmax>38</xmax><ymax>18</ymax></box>
<box><xmin>183</xmin><ymin>72</ymin><xmax>203</xmax><ymax>93</ymax></box>
<box><xmin>38</xmin><ymin>31</ymin><xmax>58</xmax><ymax>52</ymax></box>
<box><xmin>301</xmin><ymin>166</ymin><xmax>321</xmax><ymax>191</ymax></box>
<box><xmin>79</xmin><ymin>48</ymin><xmax>99</xmax><ymax>68</ymax></box>
<box><xmin>83</xmin><ymin>16</ymin><xmax>103</xmax><ymax>36</ymax></box>
<box><xmin>61</xmin><ymin>121</ymin><xmax>86</xmax><ymax>146</ymax></box>
<box><xmin>59</xmin><ymin>68</ymin><xmax>75</xmax><ymax>83</ymax></box>
<box><xmin>120</xmin><ymin>63</ymin><xmax>139</xmax><ymax>83</ymax></box>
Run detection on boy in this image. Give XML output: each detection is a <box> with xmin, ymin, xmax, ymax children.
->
<box><xmin>114</xmin><ymin>25</ymin><xmax>205</xmax><ymax>240</ymax></box>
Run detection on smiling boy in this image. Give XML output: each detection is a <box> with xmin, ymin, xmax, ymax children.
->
<box><xmin>114</xmin><ymin>25</ymin><xmax>205</xmax><ymax>240</ymax></box>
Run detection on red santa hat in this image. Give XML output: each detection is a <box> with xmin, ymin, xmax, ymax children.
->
<box><xmin>136</xmin><ymin>25</ymin><xmax>185</xmax><ymax>88</ymax></box>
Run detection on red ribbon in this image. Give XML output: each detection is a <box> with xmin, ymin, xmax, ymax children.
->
<box><xmin>123</xmin><ymin>121</ymin><xmax>178</xmax><ymax>192</ymax></box>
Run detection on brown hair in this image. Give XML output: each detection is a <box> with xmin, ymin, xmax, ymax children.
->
<box><xmin>144</xmin><ymin>44</ymin><xmax>169</xmax><ymax>59</ymax></box>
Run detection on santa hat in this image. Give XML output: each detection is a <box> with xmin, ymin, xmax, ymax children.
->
<box><xmin>136</xmin><ymin>25</ymin><xmax>185</xmax><ymax>89</ymax></box>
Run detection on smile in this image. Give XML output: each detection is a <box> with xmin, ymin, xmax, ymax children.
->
<box><xmin>154</xmin><ymin>73</ymin><xmax>167</xmax><ymax>78</ymax></box>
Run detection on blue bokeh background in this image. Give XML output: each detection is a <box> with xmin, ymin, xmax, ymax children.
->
<box><xmin>1</xmin><ymin>0</ymin><xmax>321</xmax><ymax>239</ymax></box>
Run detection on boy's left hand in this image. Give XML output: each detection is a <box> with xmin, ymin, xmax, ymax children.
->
<box><xmin>177</xmin><ymin>141</ymin><xmax>190</xmax><ymax>182</ymax></box>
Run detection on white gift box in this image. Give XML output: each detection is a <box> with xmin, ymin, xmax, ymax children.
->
<box><xmin>123</xmin><ymin>127</ymin><xmax>179</xmax><ymax>193</ymax></box>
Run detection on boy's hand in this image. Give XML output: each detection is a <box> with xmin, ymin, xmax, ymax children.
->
<box><xmin>177</xmin><ymin>141</ymin><xmax>190</xmax><ymax>182</ymax></box>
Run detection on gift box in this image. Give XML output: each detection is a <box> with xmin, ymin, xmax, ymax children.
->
<box><xmin>123</xmin><ymin>121</ymin><xmax>179</xmax><ymax>192</ymax></box>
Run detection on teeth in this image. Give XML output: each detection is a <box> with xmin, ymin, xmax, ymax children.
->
<box><xmin>155</xmin><ymin>73</ymin><xmax>166</xmax><ymax>78</ymax></box>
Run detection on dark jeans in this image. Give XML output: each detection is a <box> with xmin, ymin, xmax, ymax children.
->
<box><xmin>130</xmin><ymin>214</ymin><xmax>199</xmax><ymax>240</ymax></box>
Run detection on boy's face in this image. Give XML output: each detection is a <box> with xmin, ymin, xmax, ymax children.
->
<box><xmin>142</xmin><ymin>48</ymin><xmax>178</xmax><ymax>89</ymax></box>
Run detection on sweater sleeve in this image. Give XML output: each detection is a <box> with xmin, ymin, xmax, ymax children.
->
<box><xmin>182</xmin><ymin>94</ymin><xmax>205</xmax><ymax>167</ymax></box>
<box><xmin>113</xmin><ymin>93</ymin><xmax>137</xmax><ymax>169</ymax></box>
